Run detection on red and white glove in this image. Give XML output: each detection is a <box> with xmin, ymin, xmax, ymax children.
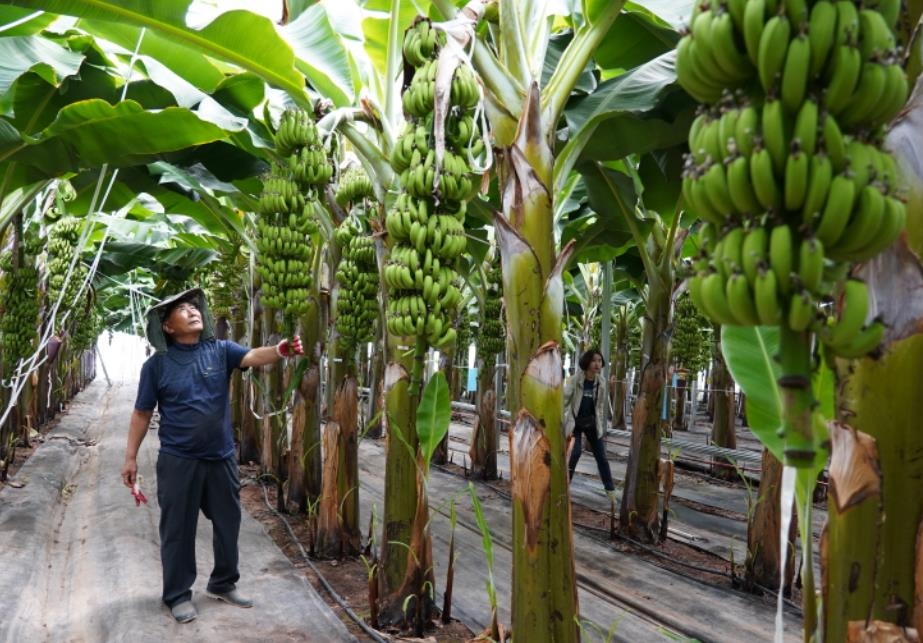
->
<box><xmin>276</xmin><ymin>335</ymin><xmax>304</xmax><ymax>358</ymax></box>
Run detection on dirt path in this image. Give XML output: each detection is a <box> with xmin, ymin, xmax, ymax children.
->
<box><xmin>0</xmin><ymin>359</ymin><xmax>355</xmax><ymax>642</ymax></box>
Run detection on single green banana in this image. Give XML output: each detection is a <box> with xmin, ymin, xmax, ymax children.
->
<box><xmin>800</xmin><ymin>152</ymin><xmax>833</xmax><ymax>223</ymax></box>
<box><xmin>691</xmin><ymin>10</ymin><xmax>726</xmax><ymax>85</ymax></box>
<box><xmin>741</xmin><ymin>224</ymin><xmax>768</xmax><ymax>284</ymax></box>
<box><xmin>829</xmin><ymin>319</ymin><xmax>886</xmax><ymax>359</ymax></box>
<box><xmin>726</xmin><ymin>271</ymin><xmax>762</xmax><ymax>326</ymax></box>
<box><xmin>781</xmin><ymin>32</ymin><xmax>812</xmax><ymax>113</ymax></box>
<box><xmin>750</xmin><ymin>145</ymin><xmax>781</xmax><ymax>210</ymax></box>
<box><xmin>701</xmin><ymin>270</ymin><xmax>738</xmax><ymax>325</ymax></box>
<box><xmin>787</xmin><ymin>288</ymin><xmax>816</xmax><ymax>332</ymax></box>
<box><xmin>758</xmin><ymin>14</ymin><xmax>792</xmax><ymax>91</ymax></box>
<box><xmin>813</xmin><ymin>174</ymin><xmax>856</xmax><ymax>246</ymax></box>
<box><xmin>689</xmin><ymin>173</ymin><xmax>727</xmax><ymax>225</ymax></box>
<box><xmin>797</xmin><ymin>235</ymin><xmax>825</xmax><ymax>293</ymax></box>
<box><xmin>688</xmin><ymin>111</ymin><xmax>711</xmax><ymax>163</ymax></box>
<box><xmin>725</xmin><ymin>0</ymin><xmax>747</xmax><ymax>30</ymax></box>
<box><xmin>784</xmin><ymin>140</ymin><xmax>810</xmax><ymax>211</ymax></box>
<box><xmin>826</xmin><ymin>183</ymin><xmax>886</xmax><ymax>260</ymax></box>
<box><xmin>743</xmin><ymin>0</ymin><xmax>768</xmax><ymax>65</ymax></box>
<box><xmin>846</xmin><ymin>139</ymin><xmax>874</xmax><ymax>192</ymax></box>
<box><xmin>834</xmin><ymin>0</ymin><xmax>859</xmax><ymax>46</ymax></box>
<box><xmin>718</xmin><ymin>225</ymin><xmax>746</xmax><ymax>277</ymax></box>
<box><xmin>792</xmin><ymin>97</ymin><xmax>819</xmax><ymax>156</ymax></box>
<box><xmin>702</xmin><ymin>161</ymin><xmax>736</xmax><ymax>215</ymax></box>
<box><xmin>734</xmin><ymin>102</ymin><xmax>760</xmax><ymax>157</ymax></box>
<box><xmin>718</xmin><ymin>105</ymin><xmax>742</xmax><ymax>157</ymax></box>
<box><xmin>841</xmin><ymin>195</ymin><xmax>906</xmax><ymax>261</ymax></box>
<box><xmin>700</xmin><ymin>116</ymin><xmax>724</xmax><ymax>162</ymax></box>
<box><xmin>867</xmin><ymin>61</ymin><xmax>909</xmax><ymax>129</ymax></box>
<box><xmin>755</xmin><ymin>266</ymin><xmax>784</xmax><ymax>325</ymax></box>
<box><xmin>808</xmin><ymin>0</ymin><xmax>837</xmax><ymax>78</ymax></box>
<box><xmin>769</xmin><ymin>223</ymin><xmax>795</xmax><ymax>296</ymax></box>
<box><xmin>822</xmin><ymin>112</ymin><xmax>848</xmax><ymax>171</ymax></box>
<box><xmin>877</xmin><ymin>0</ymin><xmax>901</xmax><ymax>29</ymax></box>
<box><xmin>824</xmin><ymin>44</ymin><xmax>862</xmax><ymax>115</ymax></box>
<box><xmin>762</xmin><ymin>97</ymin><xmax>790</xmax><ymax>175</ymax></box>
<box><xmin>726</xmin><ymin>153</ymin><xmax>763</xmax><ymax>215</ymax></box>
<box><xmin>839</xmin><ymin>61</ymin><xmax>888</xmax><ymax>128</ymax></box>
<box><xmin>783</xmin><ymin>0</ymin><xmax>808</xmax><ymax>25</ymax></box>
<box><xmin>857</xmin><ymin>9</ymin><xmax>896</xmax><ymax>60</ymax></box>
<box><xmin>709</xmin><ymin>10</ymin><xmax>753</xmax><ymax>82</ymax></box>
<box><xmin>824</xmin><ymin>279</ymin><xmax>870</xmax><ymax>348</ymax></box>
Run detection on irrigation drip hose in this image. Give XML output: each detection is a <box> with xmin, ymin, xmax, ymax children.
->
<box><xmin>258</xmin><ymin>482</ymin><xmax>390</xmax><ymax>643</ymax></box>
<box><xmin>469</xmin><ymin>473</ymin><xmax>804</xmax><ymax>615</ymax></box>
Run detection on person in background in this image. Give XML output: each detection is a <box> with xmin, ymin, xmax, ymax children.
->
<box><xmin>120</xmin><ymin>288</ymin><xmax>304</xmax><ymax>624</ymax></box>
<box><xmin>563</xmin><ymin>348</ymin><xmax>617</xmax><ymax>504</ymax></box>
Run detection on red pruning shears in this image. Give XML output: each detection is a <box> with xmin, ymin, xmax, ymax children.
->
<box><xmin>131</xmin><ymin>477</ymin><xmax>148</xmax><ymax>506</ymax></box>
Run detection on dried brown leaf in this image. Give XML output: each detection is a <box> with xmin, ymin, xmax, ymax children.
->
<box><xmin>828</xmin><ymin>421</ymin><xmax>881</xmax><ymax>513</ymax></box>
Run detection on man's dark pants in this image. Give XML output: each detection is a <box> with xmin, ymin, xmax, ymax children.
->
<box><xmin>156</xmin><ymin>453</ymin><xmax>241</xmax><ymax>607</ymax></box>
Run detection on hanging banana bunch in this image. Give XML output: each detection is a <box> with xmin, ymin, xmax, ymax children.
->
<box><xmin>475</xmin><ymin>264</ymin><xmax>505</xmax><ymax>359</ymax></box>
<box><xmin>678</xmin><ymin>0</ymin><xmax>907</xmax><ymax>361</ymax></box>
<box><xmin>0</xmin><ymin>246</ymin><xmax>40</xmax><ymax>366</ymax></box>
<box><xmin>384</xmin><ymin>18</ymin><xmax>484</xmax><ymax>350</ymax></box>
<box><xmin>46</xmin><ymin>216</ymin><xmax>89</xmax><ymax>323</ymax></box>
<box><xmin>676</xmin><ymin>0</ymin><xmax>908</xmax><ymax>466</ymax></box>
<box><xmin>255</xmin><ymin>108</ymin><xmax>329</xmax><ymax>330</ymax></box>
<box><xmin>202</xmin><ymin>240</ymin><xmax>247</xmax><ymax>323</ymax></box>
<box><xmin>333</xmin><ymin>206</ymin><xmax>380</xmax><ymax>357</ymax></box>
<box><xmin>70</xmin><ymin>292</ymin><xmax>104</xmax><ymax>352</ymax></box>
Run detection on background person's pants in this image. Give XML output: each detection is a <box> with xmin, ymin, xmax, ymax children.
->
<box><xmin>156</xmin><ymin>453</ymin><xmax>241</xmax><ymax>607</ymax></box>
<box><xmin>568</xmin><ymin>424</ymin><xmax>615</xmax><ymax>491</ymax></box>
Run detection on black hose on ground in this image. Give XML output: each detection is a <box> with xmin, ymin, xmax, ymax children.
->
<box><xmin>258</xmin><ymin>482</ymin><xmax>390</xmax><ymax>643</ymax></box>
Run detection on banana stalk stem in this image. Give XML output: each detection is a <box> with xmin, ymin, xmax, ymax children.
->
<box><xmin>411</xmin><ymin>336</ymin><xmax>428</xmax><ymax>399</ymax></box>
<box><xmin>777</xmin><ymin>326</ymin><xmax>816</xmax><ymax>467</ymax></box>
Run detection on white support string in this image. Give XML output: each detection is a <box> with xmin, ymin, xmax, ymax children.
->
<box><xmin>0</xmin><ymin>28</ymin><xmax>148</xmax><ymax>428</ymax></box>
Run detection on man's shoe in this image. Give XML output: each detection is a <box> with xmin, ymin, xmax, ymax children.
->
<box><xmin>207</xmin><ymin>588</ymin><xmax>253</xmax><ymax>608</ymax></box>
<box><xmin>170</xmin><ymin>600</ymin><xmax>197</xmax><ymax>623</ymax></box>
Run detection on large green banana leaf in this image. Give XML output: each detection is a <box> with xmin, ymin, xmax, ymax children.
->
<box><xmin>2</xmin><ymin>100</ymin><xmax>228</xmax><ymax>174</ymax></box>
<box><xmin>0</xmin><ymin>35</ymin><xmax>83</xmax><ymax>95</ymax></box>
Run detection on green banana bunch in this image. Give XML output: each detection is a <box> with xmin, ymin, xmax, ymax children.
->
<box><xmin>402</xmin><ymin>18</ymin><xmax>440</xmax><ymax>68</ymax></box>
<box><xmin>335</xmin><ymin>166</ymin><xmax>375</xmax><ymax>207</ymax></box>
<box><xmin>335</xmin><ymin>222</ymin><xmax>380</xmax><ymax>351</ymax></box>
<box><xmin>0</xmin><ymin>253</ymin><xmax>40</xmax><ymax>363</ymax></box>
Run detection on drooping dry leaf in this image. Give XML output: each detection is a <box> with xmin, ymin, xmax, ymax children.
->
<box><xmin>509</xmin><ymin>411</ymin><xmax>550</xmax><ymax>551</ymax></box>
<box><xmin>828</xmin><ymin>421</ymin><xmax>881</xmax><ymax>513</ymax></box>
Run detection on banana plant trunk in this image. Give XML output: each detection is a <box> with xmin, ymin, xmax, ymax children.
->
<box><xmin>611</xmin><ymin>322</ymin><xmax>629</xmax><ymax>430</ymax></box>
<box><xmin>709</xmin><ymin>340</ymin><xmax>737</xmax><ymax>480</ymax></box>
<box><xmin>619</xmin><ymin>273</ymin><xmax>672</xmax><ymax>542</ymax></box>
<box><xmin>377</xmin><ymin>333</ymin><xmax>435</xmax><ymax>626</ymax></box>
<box><xmin>671</xmin><ymin>370</ymin><xmax>688</xmax><ymax>432</ymax></box>
<box><xmin>315</xmin><ymin>370</ymin><xmax>361</xmax><ymax>558</ymax></box>
<box><xmin>823</xmin><ymin>247</ymin><xmax>923</xmax><ymax>641</ymax></box>
<box><xmin>470</xmin><ymin>354</ymin><xmax>498</xmax><ymax>480</ymax></box>
<box><xmin>745</xmin><ymin>448</ymin><xmax>796</xmax><ymax>593</ymax></box>
<box><xmin>366</xmin><ymin>337</ymin><xmax>385</xmax><ymax>439</ymax></box>
<box><xmin>818</xmin><ymin>93</ymin><xmax>923</xmax><ymax>640</ymax></box>
<box><xmin>494</xmin><ymin>82</ymin><xmax>579</xmax><ymax>641</ymax></box>
<box><xmin>285</xmin><ymin>299</ymin><xmax>323</xmax><ymax>513</ymax></box>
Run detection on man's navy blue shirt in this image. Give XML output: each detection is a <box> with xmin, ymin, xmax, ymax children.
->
<box><xmin>135</xmin><ymin>339</ymin><xmax>249</xmax><ymax>460</ymax></box>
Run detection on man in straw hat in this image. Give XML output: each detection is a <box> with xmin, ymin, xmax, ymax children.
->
<box><xmin>120</xmin><ymin>288</ymin><xmax>303</xmax><ymax>623</ymax></box>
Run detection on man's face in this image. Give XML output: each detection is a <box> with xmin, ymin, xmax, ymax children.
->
<box><xmin>162</xmin><ymin>301</ymin><xmax>203</xmax><ymax>338</ymax></box>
